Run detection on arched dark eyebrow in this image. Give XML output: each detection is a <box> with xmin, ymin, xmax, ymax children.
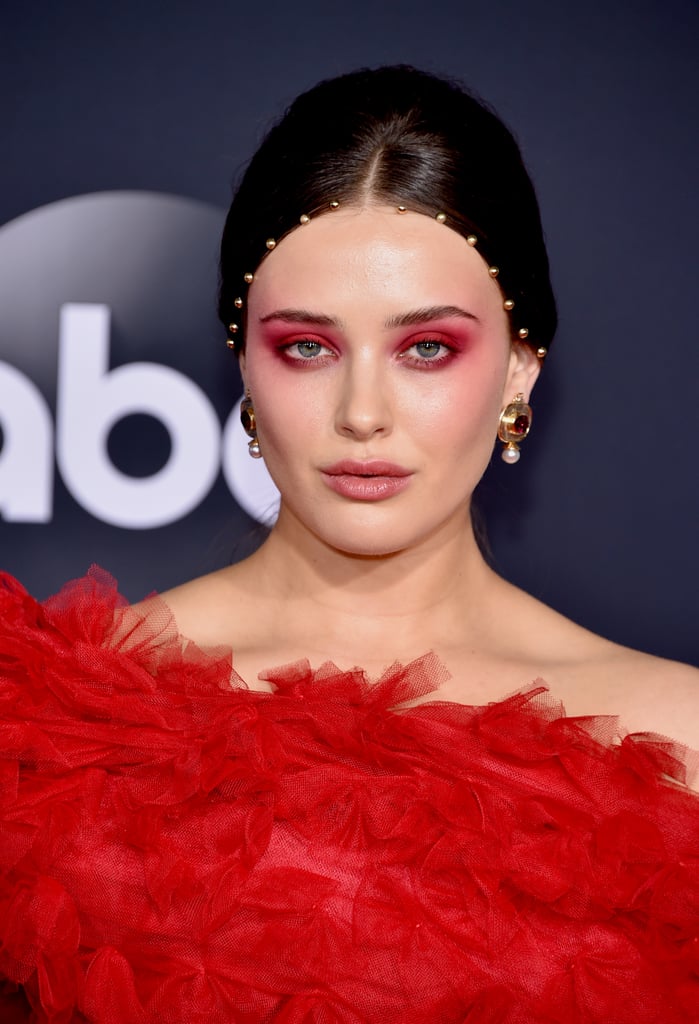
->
<box><xmin>384</xmin><ymin>305</ymin><xmax>480</xmax><ymax>328</ymax></box>
<box><xmin>259</xmin><ymin>309</ymin><xmax>339</xmax><ymax>326</ymax></box>
<box><xmin>259</xmin><ymin>305</ymin><xmax>479</xmax><ymax>328</ymax></box>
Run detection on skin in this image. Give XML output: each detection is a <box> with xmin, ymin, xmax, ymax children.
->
<box><xmin>156</xmin><ymin>204</ymin><xmax>699</xmax><ymax>767</ymax></box>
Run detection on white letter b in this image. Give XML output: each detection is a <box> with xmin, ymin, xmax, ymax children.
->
<box><xmin>56</xmin><ymin>303</ymin><xmax>221</xmax><ymax>528</ymax></box>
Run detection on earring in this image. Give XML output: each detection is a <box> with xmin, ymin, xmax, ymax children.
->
<box><xmin>240</xmin><ymin>394</ymin><xmax>262</xmax><ymax>459</ymax></box>
<box><xmin>498</xmin><ymin>394</ymin><xmax>532</xmax><ymax>464</ymax></box>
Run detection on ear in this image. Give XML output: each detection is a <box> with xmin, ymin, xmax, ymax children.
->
<box><xmin>503</xmin><ymin>342</ymin><xmax>541</xmax><ymax>405</ymax></box>
<box><xmin>238</xmin><ymin>350</ymin><xmax>248</xmax><ymax>392</ymax></box>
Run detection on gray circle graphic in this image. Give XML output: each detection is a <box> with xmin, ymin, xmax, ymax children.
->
<box><xmin>0</xmin><ymin>191</ymin><xmax>224</xmax><ymax>398</ymax></box>
<box><xmin>0</xmin><ymin>191</ymin><xmax>279</xmax><ymax>530</ymax></box>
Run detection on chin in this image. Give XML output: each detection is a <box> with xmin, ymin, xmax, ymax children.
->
<box><xmin>313</xmin><ymin>515</ymin><xmax>451</xmax><ymax>560</ymax></box>
<box><xmin>301</xmin><ymin>515</ymin><xmax>410</xmax><ymax>558</ymax></box>
<box><xmin>327</xmin><ymin>537</ymin><xmax>410</xmax><ymax>559</ymax></box>
<box><xmin>280</xmin><ymin>489</ymin><xmax>472</xmax><ymax>558</ymax></box>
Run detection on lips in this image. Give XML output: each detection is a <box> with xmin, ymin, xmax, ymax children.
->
<box><xmin>320</xmin><ymin>460</ymin><xmax>413</xmax><ymax>501</ymax></box>
<box><xmin>321</xmin><ymin>460</ymin><xmax>411</xmax><ymax>478</ymax></box>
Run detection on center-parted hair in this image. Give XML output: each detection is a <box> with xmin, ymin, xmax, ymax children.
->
<box><xmin>219</xmin><ymin>65</ymin><xmax>557</xmax><ymax>354</ymax></box>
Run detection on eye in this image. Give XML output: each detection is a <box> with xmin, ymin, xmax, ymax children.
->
<box><xmin>281</xmin><ymin>339</ymin><xmax>334</xmax><ymax>361</ymax></box>
<box><xmin>399</xmin><ymin>337</ymin><xmax>455</xmax><ymax>368</ymax></box>
<box><xmin>412</xmin><ymin>340</ymin><xmax>445</xmax><ymax>359</ymax></box>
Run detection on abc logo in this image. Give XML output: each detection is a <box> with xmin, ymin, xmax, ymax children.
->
<box><xmin>0</xmin><ymin>192</ymin><xmax>279</xmax><ymax>530</ymax></box>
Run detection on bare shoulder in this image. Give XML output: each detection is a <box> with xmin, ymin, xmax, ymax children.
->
<box><xmin>593</xmin><ymin>646</ymin><xmax>699</xmax><ymax>746</ymax></box>
<box><xmin>560</xmin><ymin>647</ymin><xmax>699</xmax><ymax>792</ymax></box>
<box><xmin>138</xmin><ymin>567</ymin><xmax>242</xmax><ymax>647</ymax></box>
<box><xmin>493</xmin><ymin>581</ymin><xmax>699</xmax><ymax>749</ymax></box>
<box><xmin>535</xmin><ymin>621</ymin><xmax>697</xmax><ymax>748</ymax></box>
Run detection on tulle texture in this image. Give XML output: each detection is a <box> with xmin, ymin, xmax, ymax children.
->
<box><xmin>0</xmin><ymin>568</ymin><xmax>698</xmax><ymax>1023</ymax></box>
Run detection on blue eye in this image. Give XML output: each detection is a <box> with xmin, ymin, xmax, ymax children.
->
<box><xmin>295</xmin><ymin>341</ymin><xmax>324</xmax><ymax>358</ymax></box>
<box><xmin>282</xmin><ymin>340</ymin><xmax>330</xmax><ymax>360</ymax></box>
<box><xmin>398</xmin><ymin>337</ymin><xmax>456</xmax><ymax>370</ymax></box>
<box><xmin>413</xmin><ymin>341</ymin><xmax>444</xmax><ymax>359</ymax></box>
<box><xmin>279</xmin><ymin>339</ymin><xmax>336</xmax><ymax>367</ymax></box>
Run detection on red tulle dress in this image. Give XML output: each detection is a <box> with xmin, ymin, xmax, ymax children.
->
<box><xmin>1</xmin><ymin>568</ymin><xmax>698</xmax><ymax>1023</ymax></box>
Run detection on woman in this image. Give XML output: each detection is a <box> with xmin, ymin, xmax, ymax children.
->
<box><xmin>1</xmin><ymin>67</ymin><xmax>697</xmax><ymax>1022</ymax></box>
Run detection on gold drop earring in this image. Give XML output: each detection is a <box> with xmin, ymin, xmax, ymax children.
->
<box><xmin>240</xmin><ymin>391</ymin><xmax>262</xmax><ymax>459</ymax></box>
<box><xmin>498</xmin><ymin>394</ymin><xmax>532</xmax><ymax>464</ymax></box>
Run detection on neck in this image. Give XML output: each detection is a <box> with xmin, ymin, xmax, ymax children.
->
<box><xmin>245</xmin><ymin>503</ymin><xmax>498</xmax><ymax>655</ymax></box>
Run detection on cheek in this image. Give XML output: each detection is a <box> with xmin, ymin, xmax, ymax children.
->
<box><xmin>244</xmin><ymin>348</ymin><xmax>328</xmax><ymax>451</ymax></box>
<box><xmin>408</xmin><ymin>351</ymin><xmax>509</xmax><ymax>444</ymax></box>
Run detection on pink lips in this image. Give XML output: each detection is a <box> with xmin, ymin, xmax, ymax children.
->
<box><xmin>321</xmin><ymin>460</ymin><xmax>412</xmax><ymax>501</ymax></box>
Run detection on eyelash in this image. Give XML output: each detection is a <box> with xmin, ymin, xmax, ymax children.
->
<box><xmin>398</xmin><ymin>338</ymin><xmax>455</xmax><ymax>369</ymax></box>
<box><xmin>278</xmin><ymin>336</ymin><xmax>457</xmax><ymax>369</ymax></box>
<box><xmin>279</xmin><ymin>340</ymin><xmax>336</xmax><ymax>365</ymax></box>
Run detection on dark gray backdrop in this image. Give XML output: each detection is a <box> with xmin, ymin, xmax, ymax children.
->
<box><xmin>1</xmin><ymin>0</ymin><xmax>697</xmax><ymax>665</ymax></box>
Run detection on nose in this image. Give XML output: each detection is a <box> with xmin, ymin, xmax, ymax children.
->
<box><xmin>334</xmin><ymin>356</ymin><xmax>392</xmax><ymax>440</ymax></box>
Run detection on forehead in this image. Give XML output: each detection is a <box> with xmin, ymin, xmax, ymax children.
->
<box><xmin>249</xmin><ymin>205</ymin><xmax>497</xmax><ymax>308</ymax></box>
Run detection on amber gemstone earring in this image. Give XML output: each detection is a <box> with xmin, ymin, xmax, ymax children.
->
<box><xmin>498</xmin><ymin>394</ymin><xmax>532</xmax><ymax>464</ymax></box>
<box><xmin>240</xmin><ymin>393</ymin><xmax>262</xmax><ymax>459</ymax></box>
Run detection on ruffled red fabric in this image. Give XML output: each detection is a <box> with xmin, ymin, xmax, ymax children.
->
<box><xmin>1</xmin><ymin>567</ymin><xmax>698</xmax><ymax>1023</ymax></box>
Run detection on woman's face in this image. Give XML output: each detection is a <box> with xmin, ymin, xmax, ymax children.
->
<box><xmin>241</xmin><ymin>205</ymin><xmax>539</xmax><ymax>557</ymax></box>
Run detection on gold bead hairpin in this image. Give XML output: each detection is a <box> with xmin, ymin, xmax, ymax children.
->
<box><xmin>396</xmin><ymin>208</ymin><xmax>447</xmax><ymax>225</ymax></box>
<box><xmin>445</xmin><ymin>228</ymin><xmax>530</xmax><ymax>344</ymax></box>
<box><xmin>397</xmin><ymin>206</ymin><xmax>444</xmax><ymax>219</ymax></box>
<box><xmin>226</xmin><ymin>322</ymin><xmax>239</xmax><ymax>350</ymax></box>
<box><xmin>226</xmin><ymin>202</ymin><xmax>542</xmax><ymax>360</ymax></box>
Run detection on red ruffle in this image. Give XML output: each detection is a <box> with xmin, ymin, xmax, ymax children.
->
<box><xmin>1</xmin><ymin>568</ymin><xmax>698</xmax><ymax>1023</ymax></box>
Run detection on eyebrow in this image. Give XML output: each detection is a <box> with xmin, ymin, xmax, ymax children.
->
<box><xmin>258</xmin><ymin>305</ymin><xmax>480</xmax><ymax>328</ymax></box>
<box><xmin>259</xmin><ymin>308</ymin><xmax>339</xmax><ymax>327</ymax></box>
<box><xmin>385</xmin><ymin>305</ymin><xmax>480</xmax><ymax>328</ymax></box>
